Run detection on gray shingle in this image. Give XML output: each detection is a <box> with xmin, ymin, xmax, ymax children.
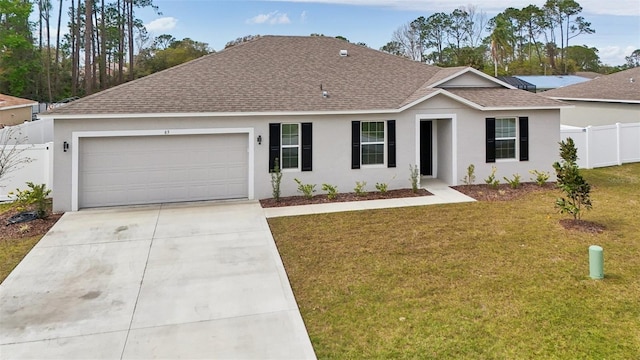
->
<box><xmin>544</xmin><ymin>67</ymin><xmax>640</xmax><ymax>102</ymax></box>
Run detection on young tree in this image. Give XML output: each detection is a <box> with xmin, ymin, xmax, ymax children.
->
<box><xmin>0</xmin><ymin>128</ymin><xmax>32</xmax><ymax>185</ymax></box>
<box><xmin>552</xmin><ymin>138</ymin><xmax>592</xmax><ymax>220</ymax></box>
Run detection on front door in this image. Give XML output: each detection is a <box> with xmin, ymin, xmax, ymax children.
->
<box><xmin>420</xmin><ymin>120</ymin><xmax>433</xmax><ymax>176</ymax></box>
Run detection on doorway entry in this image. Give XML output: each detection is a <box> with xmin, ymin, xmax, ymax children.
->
<box><xmin>420</xmin><ymin>120</ymin><xmax>433</xmax><ymax>176</ymax></box>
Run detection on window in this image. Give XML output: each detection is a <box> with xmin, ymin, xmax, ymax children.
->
<box><xmin>281</xmin><ymin>124</ymin><xmax>299</xmax><ymax>169</ymax></box>
<box><xmin>351</xmin><ymin>120</ymin><xmax>396</xmax><ymax>169</ymax></box>
<box><xmin>486</xmin><ymin>117</ymin><xmax>529</xmax><ymax>163</ymax></box>
<box><xmin>361</xmin><ymin>122</ymin><xmax>385</xmax><ymax>165</ymax></box>
<box><xmin>495</xmin><ymin>118</ymin><xmax>516</xmax><ymax>159</ymax></box>
<box><xmin>269</xmin><ymin>123</ymin><xmax>312</xmax><ymax>172</ymax></box>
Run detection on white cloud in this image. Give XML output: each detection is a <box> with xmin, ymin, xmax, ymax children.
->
<box><xmin>264</xmin><ymin>0</ymin><xmax>640</xmax><ymax>16</ymax></box>
<box><xmin>599</xmin><ymin>45</ymin><xmax>636</xmax><ymax>65</ymax></box>
<box><xmin>246</xmin><ymin>11</ymin><xmax>291</xmax><ymax>25</ymax></box>
<box><xmin>300</xmin><ymin>10</ymin><xmax>308</xmax><ymax>23</ymax></box>
<box><xmin>145</xmin><ymin>17</ymin><xmax>178</xmax><ymax>33</ymax></box>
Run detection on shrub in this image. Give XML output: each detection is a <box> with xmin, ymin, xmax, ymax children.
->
<box><xmin>321</xmin><ymin>183</ymin><xmax>339</xmax><ymax>200</ymax></box>
<box><xmin>270</xmin><ymin>158</ymin><xmax>283</xmax><ymax>201</ymax></box>
<box><xmin>354</xmin><ymin>181</ymin><xmax>367</xmax><ymax>196</ymax></box>
<box><xmin>461</xmin><ymin>164</ymin><xmax>476</xmax><ymax>185</ymax></box>
<box><xmin>484</xmin><ymin>166</ymin><xmax>500</xmax><ymax>189</ymax></box>
<box><xmin>9</xmin><ymin>182</ymin><xmax>51</xmax><ymax>219</ymax></box>
<box><xmin>409</xmin><ymin>164</ymin><xmax>419</xmax><ymax>193</ymax></box>
<box><xmin>503</xmin><ymin>173</ymin><xmax>521</xmax><ymax>189</ymax></box>
<box><xmin>552</xmin><ymin>138</ymin><xmax>592</xmax><ymax>220</ymax></box>
<box><xmin>375</xmin><ymin>182</ymin><xmax>388</xmax><ymax>194</ymax></box>
<box><xmin>529</xmin><ymin>169</ymin><xmax>550</xmax><ymax>186</ymax></box>
<box><xmin>294</xmin><ymin>178</ymin><xmax>316</xmax><ymax>199</ymax></box>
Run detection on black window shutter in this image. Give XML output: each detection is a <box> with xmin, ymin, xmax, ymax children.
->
<box><xmin>352</xmin><ymin>121</ymin><xmax>361</xmax><ymax>169</ymax></box>
<box><xmin>301</xmin><ymin>122</ymin><xmax>312</xmax><ymax>171</ymax></box>
<box><xmin>486</xmin><ymin>118</ymin><xmax>496</xmax><ymax>163</ymax></box>
<box><xmin>269</xmin><ymin>123</ymin><xmax>280</xmax><ymax>172</ymax></box>
<box><xmin>387</xmin><ymin>120</ymin><xmax>396</xmax><ymax>168</ymax></box>
<box><xmin>519</xmin><ymin>117</ymin><xmax>529</xmax><ymax>161</ymax></box>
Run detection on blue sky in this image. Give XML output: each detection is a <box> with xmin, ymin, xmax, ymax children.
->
<box><xmin>139</xmin><ymin>0</ymin><xmax>637</xmax><ymax>66</ymax></box>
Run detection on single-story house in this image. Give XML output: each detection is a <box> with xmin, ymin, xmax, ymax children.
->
<box><xmin>0</xmin><ymin>94</ymin><xmax>37</xmax><ymax>127</ymax></box>
<box><xmin>513</xmin><ymin>75</ymin><xmax>591</xmax><ymax>92</ymax></box>
<box><xmin>41</xmin><ymin>36</ymin><xmax>566</xmax><ymax>212</ymax></box>
<box><xmin>544</xmin><ymin>67</ymin><xmax>640</xmax><ymax>127</ymax></box>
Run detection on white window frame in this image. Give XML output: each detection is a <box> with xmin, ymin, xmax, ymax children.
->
<box><xmin>361</xmin><ymin>121</ymin><xmax>386</xmax><ymax>167</ymax></box>
<box><xmin>495</xmin><ymin>117</ymin><xmax>517</xmax><ymax>161</ymax></box>
<box><xmin>281</xmin><ymin>123</ymin><xmax>301</xmax><ymax>171</ymax></box>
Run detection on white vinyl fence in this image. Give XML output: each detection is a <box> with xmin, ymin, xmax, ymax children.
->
<box><xmin>0</xmin><ymin>143</ymin><xmax>54</xmax><ymax>201</ymax></box>
<box><xmin>561</xmin><ymin>122</ymin><xmax>640</xmax><ymax>169</ymax></box>
<box><xmin>0</xmin><ymin>118</ymin><xmax>53</xmax><ymax>144</ymax></box>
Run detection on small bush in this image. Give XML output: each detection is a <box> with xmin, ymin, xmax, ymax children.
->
<box><xmin>461</xmin><ymin>164</ymin><xmax>476</xmax><ymax>185</ymax></box>
<box><xmin>375</xmin><ymin>182</ymin><xmax>388</xmax><ymax>194</ymax></box>
<box><xmin>529</xmin><ymin>169</ymin><xmax>550</xmax><ymax>186</ymax></box>
<box><xmin>484</xmin><ymin>166</ymin><xmax>500</xmax><ymax>189</ymax></box>
<box><xmin>321</xmin><ymin>184</ymin><xmax>339</xmax><ymax>200</ymax></box>
<box><xmin>270</xmin><ymin>158</ymin><xmax>283</xmax><ymax>201</ymax></box>
<box><xmin>294</xmin><ymin>178</ymin><xmax>316</xmax><ymax>199</ymax></box>
<box><xmin>409</xmin><ymin>165</ymin><xmax>419</xmax><ymax>193</ymax></box>
<box><xmin>10</xmin><ymin>182</ymin><xmax>51</xmax><ymax>219</ymax></box>
<box><xmin>503</xmin><ymin>173</ymin><xmax>521</xmax><ymax>189</ymax></box>
<box><xmin>553</xmin><ymin>138</ymin><xmax>592</xmax><ymax>220</ymax></box>
<box><xmin>354</xmin><ymin>181</ymin><xmax>367</xmax><ymax>196</ymax></box>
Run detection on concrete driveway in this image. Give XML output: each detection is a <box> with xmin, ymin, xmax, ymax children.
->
<box><xmin>0</xmin><ymin>201</ymin><xmax>316</xmax><ymax>359</ymax></box>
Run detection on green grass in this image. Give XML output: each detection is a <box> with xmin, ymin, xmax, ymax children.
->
<box><xmin>0</xmin><ymin>202</ymin><xmax>41</xmax><ymax>283</ymax></box>
<box><xmin>269</xmin><ymin>163</ymin><xmax>640</xmax><ymax>359</ymax></box>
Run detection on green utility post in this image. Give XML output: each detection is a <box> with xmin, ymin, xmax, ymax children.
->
<box><xmin>589</xmin><ymin>245</ymin><xmax>604</xmax><ymax>279</ymax></box>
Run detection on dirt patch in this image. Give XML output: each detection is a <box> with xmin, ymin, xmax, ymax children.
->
<box><xmin>559</xmin><ymin>219</ymin><xmax>605</xmax><ymax>234</ymax></box>
<box><xmin>0</xmin><ymin>209</ymin><xmax>63</xmax><ymax>241</ymax></box>
<box><xmin>451</xmin><ymin>182</ymin><xmax>556</xmax><ymax>201</ymax></box>
<box><xmin>260</xmin><ymin>188</ymin><xmax>432</xmax><ymax>208</ymax></box>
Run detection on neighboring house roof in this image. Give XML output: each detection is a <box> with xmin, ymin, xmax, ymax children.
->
<box><xmin>497</xmin><ymin>76</ymin><xmax>537</xmax><ymax>92</ymax></box>
<box><xmin>514</xmin><ymin>75</ymin><xmax>591</xmax><ymax>90</ymax></box>
<box><xmin>575</xmin><ymin>71</ymin><xmax>602</xmax><ymax>79</ymax></box>
<box><xmin>44</xmin><ymin>36</ymin><xmax>564</xmax><ymax>117</ymax></box>
<box><xmin>0</xmin><ymin>94</ymin><xmax>37</xmax><ymax>111</ymax></box>
<box><xmin>544</xmin><ymin>67</ymin><xmax>640</xmax><ymax>104</ymax></box>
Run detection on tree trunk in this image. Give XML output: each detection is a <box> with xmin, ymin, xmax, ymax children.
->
<box><xmin>54</xmin><ymin>0</ymin><xmax>63</xmax><ymax>98</ymax></box>
<box><xmin>118</xmin><ymin>0</ymin><xmax>124</xmax><ymax>83</ymax></box>
<box><xmin>99</xmin><ymin>0</ymin><xmax>107</xmax><ymax>88</ymax></box>
<box><xmin>85</xmin><ymin>0</ymin><xmax>93</xmax><ymax>95</ymax></box>
<box><xmin>45</xmin><ymin>0</ymin><xmax>52</xmax><ymax>103</ymax></box>
<box><xmin>127</xmin><ymin>0</ymin><xmax>134</xmax><ymax>80</ymax></box>
<box><xmin>70</xmin><ymin>0</ymin><xmax>76</xmax><ymax>96</ymax></box>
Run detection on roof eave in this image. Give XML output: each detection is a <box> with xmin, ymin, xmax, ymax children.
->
<box><xmin>429</xmin><ymin>67</ymin><xmax>517</xmax><ymax>89</ymax></box>
<box><xmin>0</xmin><ymin>102</ymin><xmax>38</xmax><ymax>111</ymax></box>
<box><xmin>548</xmin><ymin>97</ymin><xmax>640</xmax><ymax>104</ymax></box>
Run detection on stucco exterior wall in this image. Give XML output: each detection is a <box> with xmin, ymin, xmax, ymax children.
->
<box><xmin>559</xmin><ymin>101</ymin><xmax>640</xmax><ymax>127</ymax></box>
<box><xmin>52</xmin><ymin>101</ymin><xmax>561</xmax><ymax>212</ymax></box>
<box><xmin>0</xmin><ymin>107</ymin><xmax>32</xmax><ymax>126</ymax></box>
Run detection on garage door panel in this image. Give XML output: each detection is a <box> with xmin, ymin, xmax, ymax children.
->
<box><xmin>79</xmin><ymin>134</ymin><xmax>249</xmax><ymax>208</ymax></box>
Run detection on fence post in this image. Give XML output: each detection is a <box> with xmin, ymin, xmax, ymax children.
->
<box><xmin>585</xmin><ymin>126</ymin><xmax>591</xmax><ymax>169</ymax></box>
<box><xmin>616</xmin><ymin>123</ymin><xmax>622</xmax><ymax>166</ymax></box>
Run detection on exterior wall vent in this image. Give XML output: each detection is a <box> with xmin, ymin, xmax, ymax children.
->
<box><xmin>339</xmin><ymin>49</ymin><xmax>348</xmax><ymax>57</ymax></box>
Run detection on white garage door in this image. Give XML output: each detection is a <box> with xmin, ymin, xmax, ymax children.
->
<box><xmin>79</xmin><ymin>134</ymin><xmax>248</xmax><ymax>208</ymax></box>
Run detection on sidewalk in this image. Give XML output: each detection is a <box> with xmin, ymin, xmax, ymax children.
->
<box><xmin>263</xmin><ymin>179</ymin><xmax>475</xmax><ymax>218</ymax></box>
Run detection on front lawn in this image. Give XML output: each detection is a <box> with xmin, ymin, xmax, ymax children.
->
<box><xmin>269</xmin><ymin>163</ymin><xmax>640</xmax><ymax>359</ymax></box>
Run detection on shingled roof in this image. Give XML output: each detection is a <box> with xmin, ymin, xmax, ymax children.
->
<box><xmin>544</xmin><ymin>67</ymin><xmax>640</xmax><ymax>103</ymax></box>
<box><xmin>46</xmin><ymin>36</ymin><xmax>564</xmax><ymax>116</ymax></box>
<box><xmin>0</xmin><ymin>94</ymin><xmax>37</xmax><ymax>110</ymax></box>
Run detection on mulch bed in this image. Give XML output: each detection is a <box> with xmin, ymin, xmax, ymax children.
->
<box><xmin>451</xmin><ymin>182</ymin><xmax>557</xmax><ymax>201</ymax></box>
<box><xmin>0</xmin><ymin>209</ymin><xmax>63</xmax><ymax>240</ymax></box>
<box><xmin>260</xmin><ymin>188</ymin><xmax>432</xmax><ymax>208</ymax></box>
<box><xmin>558</xmin><ymin>219</ymin><xmax>605</xmax><ymax>234</ymax></box>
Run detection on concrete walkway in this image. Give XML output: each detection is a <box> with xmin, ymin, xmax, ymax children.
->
<box><xmin>0</xmin><ymin>202</ymin><xmax>316</xmax><ymax>359</ymax></box>
<box><xmin>264</xmin><ymin>179</ymin><xmax>475</xmax><ymax>218</ymax></box>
